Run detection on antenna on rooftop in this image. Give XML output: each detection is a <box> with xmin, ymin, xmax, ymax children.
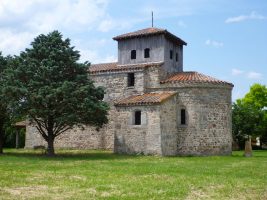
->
<box><xmin>152</xmin><ymin>11</ymin><xmax>154</xmax><ymax>27</ymax></box>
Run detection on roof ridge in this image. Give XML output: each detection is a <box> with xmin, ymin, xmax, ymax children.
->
<box><xmin>161</xmin><ymin>71</ymin><xmax>233</xmax><ymax>86</ymax></box>
<box><xmin>113</xmin><ymin>27</ymin><xmax>187</xmax><ymax>45</ymax></box>
<box><xmin>91</xmin><ymin>62</ymin><xmax>117</xmax><ymax>66</ymax></box>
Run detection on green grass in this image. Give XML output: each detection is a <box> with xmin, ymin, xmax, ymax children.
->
<box><xmin>0</xmin><ymin>149</ymin><xmax>266</xmax><ymax>200</ymax></box>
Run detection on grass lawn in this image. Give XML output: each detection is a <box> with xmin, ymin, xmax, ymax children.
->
<box><xmin>0</xmin><ymin>149</ymin><xmax>266</xmax><ymax>200</ymax></box>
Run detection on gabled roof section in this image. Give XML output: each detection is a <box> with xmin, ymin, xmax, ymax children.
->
<box><xmin>161</xmin><ymin>71</ymin><xmax>233</xmax><ymax>86</ymax></box>
<box><xmin>89</xmin><ymin>61</ymin><xmax>163</xmax><ymax>74</ymax></box>
<box><xmin>113</xmin><ymin>27</ymin><xmax>187</xmax><ymax>46</ymax></box>
<box><xmin>115</xmin><ymin>92</ymin><xmax>177</xmax><ymax>106</ymax></box>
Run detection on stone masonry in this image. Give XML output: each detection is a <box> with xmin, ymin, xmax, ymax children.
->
<box><xmin>25</xmin><ymin>27</ymin><xmax>233</xmax><ymax>156</ymax></box>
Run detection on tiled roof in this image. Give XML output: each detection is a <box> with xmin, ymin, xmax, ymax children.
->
<box><xmin>115</xmin><ymin>92</ymin><xmax>177</xmax><ymax>106</ymax></box>
<box><xmin>89</xmin><ymin>62</ymin><xmax>163</xmax><ymax>74</ymax></box>
<box><xmin>113</xmin><ymin>27</ymin><xmax>187</xmax><ymax>46</ymax></box>
<box><xmin>161</xmin><ymin>71</ymin><xmax>233</xmax><ymax>86</ymax></box>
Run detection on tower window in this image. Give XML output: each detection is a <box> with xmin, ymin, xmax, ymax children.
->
<box><xmin>181</xmin><ymin>109</ymin><xmax>186</xmax><ymax>125</ymax></box>
<box><xmin>176</xmin><ymin>53</ymin><xmax>178</xmax><ymax>62</ymax></box>
<box><xmin>127</xmin><ymin>73</ymin><xmax>135</xmax><ymax>87</ymax></box>
<box><xmin>170</xmin><ymin>50</ymin><xmax>173</xmax><ymax>59</ymax></box>
<box><xmin>131</xmin><ymin>50</ymin><xmax>136</xmax><ymax>59</ymax></box>
<box><xmin>144</xmin><ymin>48</ymin><xmax>150</xmax><ymax>58</ymax></box>
<box><xmin>134</xmin><ymin>110</ymin><xmax>141</xmax><ymax>125</ymax></box>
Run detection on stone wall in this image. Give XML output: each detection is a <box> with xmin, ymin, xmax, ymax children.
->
<box><xmin>114</xmin><ymin>106</ymin><xmax>162</xmax><ymax>155</ymax></box>
<box><xmin>160</xmin><ymin>95</ymin><xmax>178</xmax><ymax>156</ymax></box>
<box><xmin>25</xmin><ymin>69</ymin><xmax>146</xmax><ymax>150</ymax></box>
<box><xmin>25</xmin><ymin>114</ymin><xmax>115</xmax><ymax>150</ymax></box>
<box><xmin>175</xmin><ymin>86</ymin><xmax>232</xmax><ymax>156</ymax></box>
<box><xmin>91</xmin><ymin>70</ymin><xmax>145</xmax><ymax>102</ymax></box>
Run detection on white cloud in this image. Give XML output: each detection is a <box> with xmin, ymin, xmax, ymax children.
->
<box><xmin>205</xmin><ymin>39</ymin><xmax>223</xmax><ymax>48</ymax></box>
<box><xmin>230</xmin><ymin>68</ymin><xmax>263</xmax><ymax>80</ymax></box>
<box><xmin>225</xmin><ymin>11</ymin><xmax>266</xmax><ymax>23</ymax></box>
<box><xmin>247</xmin><ymin>71</ymin><xmax>263</xmax><ymax>79</ymax></box>
<box><xmin>25</xmin><ymin>0</ymin><xmax>109</xmax><ymax>32</ymax></box>
<box><xmin>77</xmin><ymin>48</ymin><xmax>116</xmax><ymax>64</ymax></box>
<box><xmin>0</xmin><ymin>0</ymin><xmax>110</xmax><ymax>32</ymax></box>
<box><xmin>0</xmin><ymin>29</ymin><xmax>34</xmax><ymax>55</ymax></box>
<box><xmin>0</xmin><ymin>0</ymin><xmax>120</xmax><ymax>56</ymax></box>
<box><xmin>231</xmin><ymin>68</ymin><xmax>244</xmax><ymax>76</ymax></box>
<box><xmin>97</xmin><ymin>16</ymin><xmax>132</xmax><ymax>32</ymax></box>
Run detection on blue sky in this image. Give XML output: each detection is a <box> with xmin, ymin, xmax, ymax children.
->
<box><xmin>0</xmin><ymin>0</ymin><xmax>266</xmax><ymax>100</ymax></box>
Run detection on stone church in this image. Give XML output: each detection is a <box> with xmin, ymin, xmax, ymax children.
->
<box><xmin>25</xmin><ymin>27</ymin><xmax>234</xmax><ymax>156</ymax></box>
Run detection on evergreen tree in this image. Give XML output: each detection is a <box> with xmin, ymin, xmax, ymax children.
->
<box><xmin>0</xmin><ymin>52</ymin><xmax>9</xmax><ymax>154</ymax></box>
<box><xmin>2</xmin><ymin>31</ymin><xmax>109</xmax><ymax>156</ymax></box>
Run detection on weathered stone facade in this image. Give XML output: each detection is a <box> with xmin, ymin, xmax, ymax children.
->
<box><xmin>25</xmin><ymin>27</ymin><xmax>233</xmax><ymax>156</ymax></box>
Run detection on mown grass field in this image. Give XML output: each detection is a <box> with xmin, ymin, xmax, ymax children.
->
<box><xmin>0</xmin><ymin>149</ymin><xmax>266</xmax><ymax>200</ymax></box>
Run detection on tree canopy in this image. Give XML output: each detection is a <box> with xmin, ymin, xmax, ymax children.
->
<box><xmin>243</xmin><ymin>83</ymin><xmax>267</xmax><ymax>109</ymax></box>
<box><xmin>2</xmin><ymin>31</ymin><xmax>109</xmax><ymax>156</ymax></box>
<box><xmin>232</xmin><ymin>83</ymin><xmax>267</xmax><ymax>149</ymax></box>
<box><xmin>0</xmin><ymin>52</ymin><xmax>9</xmax><ymax>154</ymax></box>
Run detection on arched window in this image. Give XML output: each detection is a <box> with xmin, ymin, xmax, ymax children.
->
<box><xmin>144</xmin><ymin>48</ymin><xmax>150</xmax><ymax>58</ymax></box>
<box><xmin>134</xmin><ymin>110</ymin><xmax>141</xmax><ymax>125</ymax></box>
<box><xmin>131</xmin><ymin>50</ymin><xmax>136</xmax><ymax>59</ymax></box>
<box><xmin>181</xmin><ymin>109</ymin><xmax>186</xmax><ymax>125</ymax></box>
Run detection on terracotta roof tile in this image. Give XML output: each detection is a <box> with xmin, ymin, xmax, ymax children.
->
<box><xmin>89</xmin><ymin>62</ymin><xmax>163</xmax><ymax>74</ymax></box>
<box><xmin>115</xmin><ymin>92</ymin><xmax>177</xmax><ymax>106</ymax></box>
<box><xmin>161</xmin><ymin>71</ymin><xmax>233</xmax><ymax>86</ymax></box>
<box><xmin>113</xmin><ymin>27</ymin><xmax>187</xmax><ymax>46</ymax></box>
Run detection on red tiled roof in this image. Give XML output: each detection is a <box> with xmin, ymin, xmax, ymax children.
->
<box><xmin>161</xmin><ymin>71</ymin><xmax>233</xmax><ymax>86</ymax></box>
<box><xmin>113</xmin><ymin>27</ymin><xmax>187</xmax><ymax>46</ymax></box>
<box><xmin>115</xmin><ymin>92</ymin><xmax>177</xmax><ymax>106</ymax></box>
<box><xmin>89</xmin><ymin>62</ymin><xmax>163</xmax><ymax>74</ymax></box>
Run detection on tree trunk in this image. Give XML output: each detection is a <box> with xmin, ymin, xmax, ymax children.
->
<box><xmin>244</xmin><ymin>136</ymin><xmax>252</xmax><ymax>157</ymax></box>
<box><xmin>0</xmin><ymin>130</ymin><xmax>3</xmax><ymax>154</ymax></box>
<box><xmin>0</xmin><ymin>123</ymin><xmax>4</xmax><ymax>154</ymax></box>
<box><xmin>16</xmin><ymin>130</ymin><xmax>19</xmax><ymax>149</ymax></box>
<box><xmin>47</xmin><ymin>135</ymin><xmax>55</xmax><ymax>156</ymax></box>
<box><xmin>46</xmin><ymin>117</ymin><xmax>55</xmax><ymax>156</ymax></box>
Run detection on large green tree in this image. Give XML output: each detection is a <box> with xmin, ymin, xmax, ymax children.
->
<box><xmin>243</xmin><ymin>84</ymin><xmax>267</xmax><ymax>109</ymax></box>
<box><xmin>0</xmin><ymin>52</ymin><xmax>9</xmax><ymax>154</ymax></box>
<box><xmin>2</xmin><ymin>31</ymin><xmax>109</xmax><ymax>156</ymax></box>
<box><xmin>232</xmin><ymin>83</ymin><xmax>267</xmax><ymax>149</ymax></box>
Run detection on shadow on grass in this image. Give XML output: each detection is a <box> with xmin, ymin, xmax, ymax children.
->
<box><xmin>2</xmin><ymin>149</ymin><xmax>139</xmax><ymax>161</ymax></box>
<box><xmin>2</xmin><ymin>149</ymin><xmax>267</xmax><ymax>161</ymax></box>
<box><xmin>231</xmin><ymin>150</ymin><xmax>267</xmax><ymax>158</ymax></box>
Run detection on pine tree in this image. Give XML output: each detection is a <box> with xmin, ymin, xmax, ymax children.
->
<box><xmin>2</xmin><ymin>31</ymin><xmax>109</xmax><ymax>156</ymax></box>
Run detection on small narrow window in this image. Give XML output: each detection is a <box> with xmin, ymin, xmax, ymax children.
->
<box><xmin>181</xmin><ymin>109</ymin><xmax>186</xmax><ymax>125</ymax></box>
<box><xmin>134</xmin><ymin>110</ymin><xmax>141</xmax><ymax>125</ymax></box>
<box><xmin>131</xmin><ymin>50</ymin><xmax>136</xmax><ymax>59</ymax></box>
<box><xmin>144</xmin><ymin>48</ymin><xmax>150</xmax><ymax>58</ymax></box>
<box><xmin>170</xmin><ymin>50</ymin><xmax>173</xmax><ymax>59</ymax></box>
<box><xmin>127</xmin><ymin>73</ymin><xmax>135</xmax><ymax>87</ymax></box>
<box><xmin>176</xmin><ymin>53</ymin><xmax>178</xmax><ymax>62</ymax></box>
